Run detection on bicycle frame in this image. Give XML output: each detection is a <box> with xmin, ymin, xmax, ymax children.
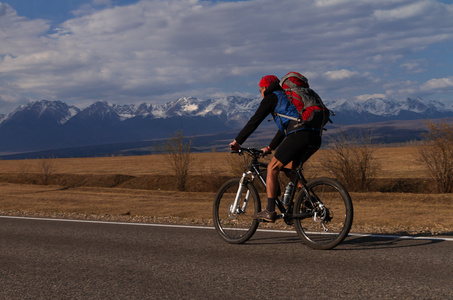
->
<box><xmin>232</xmin><ymin>148</ymin><xmax>314</xmax><ymax>223</ymax></box>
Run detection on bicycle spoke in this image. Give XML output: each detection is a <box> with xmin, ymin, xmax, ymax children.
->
<box><xmin>213</xmin><ymin>178</ymin><xmax>260</xmax><ymax>244</ymax></box>
<box><xmin>293</xmin><ymin>178</ymin><xmax>353</xmax><ymax>250</ymax></box>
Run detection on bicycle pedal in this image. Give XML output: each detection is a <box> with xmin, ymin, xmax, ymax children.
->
<box><xmin>258</xmin><ymin>218</ymin><xmax>275</xmax><ymax>223</ymax></box>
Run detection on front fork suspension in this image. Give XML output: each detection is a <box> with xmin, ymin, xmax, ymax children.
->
<box><xmin>229</xmin><ymin>174</ymin><xmax>252</xmax><ymax>217</ymax></box>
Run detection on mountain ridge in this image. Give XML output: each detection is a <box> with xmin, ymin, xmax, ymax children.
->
<box><xmin>1</xmin><ymin>96</ymin><xmax>452</xmax><ymax>125</ymax></box>
<box><xmin>0</xmin><ymin>96</ymin><xmax>452</xmax><ymax>156</ymax></box>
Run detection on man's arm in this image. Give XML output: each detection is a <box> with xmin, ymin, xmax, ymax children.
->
<box><xmin>269</xmin><ymin>130</ymin><xmax>285</xmax><ymax>150</ymax></box>
<box><xmin>234</xmin><ymin>93</ymin><xmax>277</xmax><ymax>145</ymax></box>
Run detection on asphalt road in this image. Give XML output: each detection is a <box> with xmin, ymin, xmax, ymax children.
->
<box><xmin>1</xmin><ymin>216</ymin><xmax>452</xmax><ymax>299</ymax></box>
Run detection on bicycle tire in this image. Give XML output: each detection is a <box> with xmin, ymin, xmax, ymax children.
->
<box><xmin>293</xmin><ymin>177</ymin><xmax>353</xmax><ymax>250</ymax></box>
<box><xmin>213</xmin><ymin>178</ymin><xmax>261</xmax><ymax>244</ymax></box>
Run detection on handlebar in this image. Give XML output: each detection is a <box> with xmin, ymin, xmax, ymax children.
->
<box><xmin>230</xmin><ymin>147</ymin><xmax>263</xmax><ymax>158</ymax></box>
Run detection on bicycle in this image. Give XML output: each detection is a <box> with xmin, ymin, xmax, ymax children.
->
<box><xmin>212</xmin><ymin>147</ymin><xmax>353</xmax><ymax>250</ymax></box>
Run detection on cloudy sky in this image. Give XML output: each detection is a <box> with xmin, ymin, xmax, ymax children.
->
<box><xmin>1</xmin><ymin>0</ymin><xmax>453</xmax><ymax>114</ymax></box>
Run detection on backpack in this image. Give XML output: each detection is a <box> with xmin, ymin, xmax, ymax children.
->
<box><xmin>280</xmin><ymin>72</ymin><xmax>331</xmax><ymax>129</ymax></box>
<box><xmin>272</xmin><ymin>90</ymin><xmax>301</xmax><ymax>135</ymax></box>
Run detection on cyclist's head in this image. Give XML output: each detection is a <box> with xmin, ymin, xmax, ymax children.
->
<box><xmin>259</xmin><ymin>75</ymin><xmax>279</xmax><ymax>88</ymax></box>
<box><xmin>259</xmin><ymin>75</ymin><xmax>279</xmax><ymax>97</ymax></box>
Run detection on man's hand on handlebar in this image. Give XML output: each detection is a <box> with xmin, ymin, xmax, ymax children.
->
<box><xmin>229</xmin><ymin>139</ymin><xmax>241</xmax><ymax>152</ymax></box>
<box><xmin>260</xmin><ymin>146</ymin><xmax>272</xmax><ymax>157</ymax></box>
<box><xmin>229</xmin><ymin>141</ymin><xmax>270</xmax><ymax>157</ymax></box>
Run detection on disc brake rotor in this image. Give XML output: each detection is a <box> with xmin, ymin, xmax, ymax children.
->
<box><xmin>228</xmin><ymin>203</ymin><xmax>239</xmax><ymax>219</ymax></box>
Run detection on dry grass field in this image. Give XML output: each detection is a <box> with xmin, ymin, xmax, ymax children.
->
<box><xmin>0</xmin><ymin>146</ymin><xmax>452</xmax><ymax>235</ymax></box>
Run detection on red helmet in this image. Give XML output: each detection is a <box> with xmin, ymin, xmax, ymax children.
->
<box><xmin>259</xmin><ymin>75</ymin><xmax>279</xmax><ymax>88</ymax></box>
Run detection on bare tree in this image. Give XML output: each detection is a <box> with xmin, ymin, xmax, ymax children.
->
<box><xmin>38</xmin><ymin>157</ymin><xmax>56</xmax><ymax>185</ymax></box>
<box><xmin>417</xmin><ymin>121</ymin><xmax>453</xmax><ymax>193</ymax></box>
<box><xmin>321</xmin><ymin>131</ymin><xmax>379</xmax><ymax>192</ymax></box>
<box><xmin>155</xmin><ymin>130</ymin><xmax>193</xmax><ymax>191</ymax></box>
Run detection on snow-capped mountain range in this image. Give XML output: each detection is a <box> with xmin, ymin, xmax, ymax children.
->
<box><xmin>2</xmin><ymin>96</ymin><xmax>452</xmax><ymax>125</ymax></box>
<box><xmin>0</xmin><ymin>96</ymin><xmax>262</xmax><ymax>125</ymax></box>
<box><xmin>0</xmin><ymin>96</ymin><xmax>452</xmax><ymax>156</ymax></box>
<box><xmin>325</xmin><ymin>97</ymin><xmax>453</xmax><ymax>122</ymax></box>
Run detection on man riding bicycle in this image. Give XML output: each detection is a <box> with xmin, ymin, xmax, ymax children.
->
<box><xmin>229</xmin><ymin>75</ymin><xmax>322</xmax><ymax>222</ymax></box>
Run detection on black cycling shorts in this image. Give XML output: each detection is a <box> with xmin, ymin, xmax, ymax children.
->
<box><xmin>273</xmin><ymin>130</ymin><xmax>322</xmax><ymax>166</ymax></box>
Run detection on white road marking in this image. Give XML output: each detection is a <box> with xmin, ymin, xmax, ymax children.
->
<box><xmin>1</xmin><ymin>215</ymin><xmax>452</xmax><ymax>241</ymax></box>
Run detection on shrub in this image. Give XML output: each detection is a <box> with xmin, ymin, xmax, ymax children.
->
<box><xmin>38</xmin><ymin>157</ymin><xmax>56</xmax><ymax>185</ymax></box>
<box><xmin>154</xmin><ymin>130</ymin><xmax>193</xmax><ymax>191</ymax></box>
<box><xmin>320</xmin><ymin>131</ymin><xmax>379</xmax><ymax>192</ymax></box>
<box><xmin>417</xmin><ymin>121</ymin><xmax>453</xmax><ymax>193</ymax></box>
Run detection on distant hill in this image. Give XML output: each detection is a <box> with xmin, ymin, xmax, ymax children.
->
<box><xmin>0</xmin><ymin>96</ymin><xmax>452</xmax><ymax>159</ymax></box>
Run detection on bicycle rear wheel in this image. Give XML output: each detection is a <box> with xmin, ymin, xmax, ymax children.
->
<box><xmin>293</xmin><ymin>177</ymin><xmax>353</xmax><ymax>250</ymax></box>
<box><xmin>213</xmin><ymin>178</ymin><xmax>261</xmax><ymax>244</ymax></box>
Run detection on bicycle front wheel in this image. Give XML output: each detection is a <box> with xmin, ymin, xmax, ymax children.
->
<box><xmin>213</xmin><ymin>178</ymin><xmax>261</xmax><ymax>244</ymax></box>
<box><xmin>294</xmin><ymin>177</ymin><xmax>353</xmax><ymax>250</ymax></box>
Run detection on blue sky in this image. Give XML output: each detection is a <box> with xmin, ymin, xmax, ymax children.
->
<box><xmin>1</xmin><ymin>0</ymin><xmax>453</xmax><ymax>114</ymax></box>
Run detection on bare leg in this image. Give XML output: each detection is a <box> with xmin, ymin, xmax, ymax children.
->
<box><xmin>266</xmin><ymin>156</ymin><xmax>285</xmax><ymax>198</ymax></box>
<box><xmin>250</xmin><ymin>156</ymin><xmax>283</xmax><ymax>221</ymax></box>
<box><xmin>283</xmin><ymin>161</ymin><xmax>302</xmax><ymax>188</ymax></box>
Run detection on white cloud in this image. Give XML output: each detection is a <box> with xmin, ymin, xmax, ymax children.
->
<box><xmin>1</xmin><ymin>0</ymin><xmax>453</xmax><ymax>111</ymax></box>
<box><xmin>383</xmin><ymin>79</ymin><xmax>419</xmax><ymax>98</ymax></box>
<box><xmin>373</xmin><ymin>1</ymin><xmax>431</xmax><ymax>21</ymax></box>
<box><xmin>421</xmin><ymin>77</ymin><xmax>453</xmax><ymax>91</ymax></box>
<box><xmin>314</xmin><ymin>0</ymin><xmax>351</xmax><ymax>7</ymax></box>
<box><xmin>400</xmin><ymin>60</ymin><xmax>426</xmax><ymax>73</ymax></box>
<box><xmin>324</xmin><ymin>69</ymin><xmax>360</xmax><ymax>81</ymax></box>
<box><xmin>0</xmin><ymin>3</ymin><xmax>51</xmax><ymax>55</ymax></box>
<box><xmin>355</xmin><ymin>94</ymin><xmax>387</xmax><ymax>101</ymax></box>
